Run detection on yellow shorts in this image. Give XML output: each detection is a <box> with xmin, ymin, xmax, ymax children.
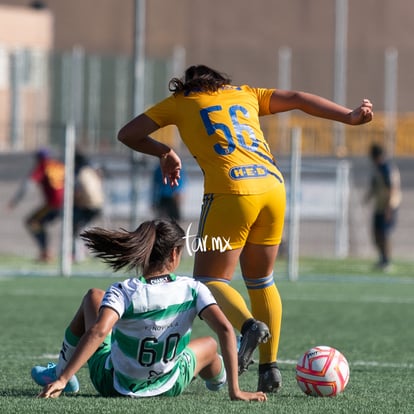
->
<box><xmin>197</xmin><ymin>184</ymin><xmax>286</xmax><ymax>250</ymax></box>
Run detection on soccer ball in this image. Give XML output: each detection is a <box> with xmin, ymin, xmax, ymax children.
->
<box><xmin>296</xmin><ymin>345</ymin><xmax>350</xmax><ymax>397</ymax></box>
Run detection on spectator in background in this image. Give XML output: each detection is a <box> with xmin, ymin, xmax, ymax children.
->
<box><xmin>8</xmin><ymin>148</ymin><xmax>65</xmax><ymax>262</ymax></box>
<box><xmin>364</xmin><ymin>143</ymin><xmax>402</xmax><ymax>270</ymax></box>
<box><xmin>73</xmin><ymin>151</ymin><xmax>104</xmax><ymax>259</ymax></box>
<box><xmin>152</xmin><ymin>163</ymin><xmax>186</xmax><ymax>221</ymax></box>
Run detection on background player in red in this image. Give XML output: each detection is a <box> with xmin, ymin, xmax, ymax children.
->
<box><xmin>8</xmin><ymin>148</ymin><xmax>65</xmax><ymax>262</ymax></box>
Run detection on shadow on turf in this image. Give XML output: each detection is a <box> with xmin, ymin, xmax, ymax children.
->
<box><xmin>0</xmin><ymin>388</ymin><xmax>103</xmax><ymax>398</ymax></box>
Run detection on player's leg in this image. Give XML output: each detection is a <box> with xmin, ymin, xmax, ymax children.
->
<box><xmin>188</xmin><ymin>336</ymin><xmax>226</xmax><ymax>390</ymax></box>
<box><xmin>73</xmin><ymin>207</ymin><xmax>89</xmax><ymax>259</ymax></box>
<box><xmin>193</xmin><ymin>193</ymin><xmax>257</xmax><ymax>333</ymax></box>
<box><xmin>374</xmin><ymin>213</ymin><xmax>389</xmax><ymax>267</ymax></box>
<box><xmin>31</xmin><ymin>288</ymin><xmax>105</xmax><ymax>393</ymax></box>
<box><xmin>240</xmin><ymin>243</ymin><xmax>281</xmax><ymax>363</ymax></box>
<box><xmin>68</xmin><ymin>288</ymin><xmax>105</xmax><ymax>335</ymax></box>
<box><xmin>25</xmin><ymin>205</ymin><xmax>50</xmax><ymax>261</ymax></box>
<box><xmin>384</xmin><ymin>208</ymin><xmax>398</xmax><ymax>267</ymax></box>
<box><xmin>56</xmin><ymin>288</ymin><xmax>104</xmax><ymax>375</ymax></box>
<box><xmin>194</xmin><ymin>248</ymin><xmax>271</xmax><ymax>376</ymax></box>
<box><xmin>240</xmin><ymin>242</ymin><xmax>282</xmax><ymax>392</ymax></box>
<box><xmin>240</xmin><ymin>185</ymin><xmax>285</xmax><ymax>392</ymax></box>
<box><xmin>193</xmin><ymin>193</ymin><xmax>275</xmax><ymax>376</ymax></box>
<box><xmin>194</xmin><ymin>248</ymin><xmax>254</xmax><ymax>331</ymax></box>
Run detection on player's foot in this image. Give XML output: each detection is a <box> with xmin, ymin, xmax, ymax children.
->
<box><xmin>374</xmin><ymin>260</ymin><xmax>392</xmax><ymax>272</ymax></box>
<box><xmin>205</xmin><ymin>377</ymin><xmax>227</xmax><ymax>391</ymax></box>
<box><xmin>238</xmin><ymin>320</ymin><xmax>270</xmax><ymax>375</ymax></box>
<box><xmin>36</xmin><ymin>251</ymin><xmax>53</xmax><ymax>263</ymax></box>
<box><xmin>257</xmin><ymin>363</ymin><xmax>282</xmax><ymax>393</ymax></box>
<box><xmin>205</xmin><ymin>356</ymin><xmax>227</xmax><ymax>391</ymax></box>
<box><xmin>31</xmin><ymin>362</ymin><xmax>79</xmax><ymax>393</ymax></box>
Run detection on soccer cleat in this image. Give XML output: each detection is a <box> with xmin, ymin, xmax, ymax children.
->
<box><xmin>238</xmin><ymin>320</ymin><xmax>270</xmax><ymax>375</ymax></box>
<box><xmin>31</xmin><ymin>362</ymin><xmax>79</xmax><ymax>393</ymax></box>
<box><xmin>257</xmin><ymin>364</ymin><xmax>282</xmax><ymax>393</ymax></box>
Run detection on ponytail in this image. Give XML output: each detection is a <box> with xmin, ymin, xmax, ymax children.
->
<box><xmin>81</xmin><ymin>219</ymin><xmax>185</xmax><ymax>274</ymax></box>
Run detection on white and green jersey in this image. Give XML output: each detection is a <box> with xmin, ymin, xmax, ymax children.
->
<box><xmin>100</xmin><ymin>273</ymin><xmax>216</xmax><ymax>397</ymax></box>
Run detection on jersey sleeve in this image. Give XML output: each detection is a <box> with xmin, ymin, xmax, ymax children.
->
<box><xmin>101</xmin><ymin>282</ymin><xmax>129</xmax><ymax>318</ymax></box>
<box><xmin>144</xmin><ymin>95</ymin><xmax>177</xmax><ymax>127</ymax></box>
<box><xmin>249</xmin><ymin>87</ymin><xmax>275</xmax><ymax>116</ymax></box>
<box><xmin>196</xmin><ymin>281</ymin><xmax>217</xmax><ymax>316</ymax></box>
<box><xmin>30</xmin><ymin>164</ymin><xmax>43</xmax><ymax>183</ymax></box>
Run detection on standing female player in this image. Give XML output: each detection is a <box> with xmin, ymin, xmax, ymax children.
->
<box><xmin>31</xmin><ymin>218</ymin><xmax>266</xmax><ymax>402</ymax></box>
<box><xmin>117</xmin><ymin>65</ymin><xmax>373</xmax><ymax>392</ymax></box>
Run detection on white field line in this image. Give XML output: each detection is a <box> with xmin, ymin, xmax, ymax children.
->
<box><xmin>5</xmin><ymin>288</ymin><xmax>412</xmax><ymax>304</ymax></box>
<box><xmin>37</xmin><ymin>354</ymin><xmax>414</xmax><ymax>370</ymax></box>
<box><xmin>283</xmin><ymin>295</ymin><xmax>414</xmax><ymax>304</ymax></box>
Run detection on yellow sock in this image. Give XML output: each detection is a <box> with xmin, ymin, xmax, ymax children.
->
<box><xmin>245</xmin><ymin>274</ymin><xmax>282</xmax><ymax>364</ymax></box>
<box><xmin>205</xmin><ymin>280</ymin><xmax>253</xmax><ymax>332</ymax></box>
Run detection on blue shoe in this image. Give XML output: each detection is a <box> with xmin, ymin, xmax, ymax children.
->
<box><xmin>205</xmin><ymin>378</ymin><xmax>226</xmax><ymax>391</ymax></box>
<box><xmin>31</xmin><ymin>362</ymin><xmax>79</xmax><ymax>393</ymax></box>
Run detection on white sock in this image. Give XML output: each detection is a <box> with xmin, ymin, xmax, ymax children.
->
<box><xmin>56</xmin><ymin>337</ymin><xmax>77</xmax><ymax>376</ymax></box>
<box><xmin>208</xmin><ymin>355</ymin><xmax>226</xmax><ymax>385</ymax></box>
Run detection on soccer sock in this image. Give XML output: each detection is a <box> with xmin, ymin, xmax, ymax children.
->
<box><xmin>56</xmin><ymin>327</ymin><xmax>81</xmax><ymax>376</ymax></box>
<box><xmin>206</xmin><ymin>355</ymin><xmax>226</xmax><ymax>385</ymax></box>
<box><xmin>244</xmin><ymin>273</ymin><xmax>282</xmax><ymax>364</ymax></box>
<box><xmin>204</xmin><ymin>279</ymin><xmax>253</xmax><ymax>332</ymax></box>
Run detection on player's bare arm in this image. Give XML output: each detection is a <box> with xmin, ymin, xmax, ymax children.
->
<box><xmin>201</xmin><ymin>304</ymin><xmax>267</xmax><ymax>402</ymax></box>
<box><xmin>38</xmin><ymin>307</ymin><xmax>118</xmax><ymax>398</ymax></box>
<box><xmin>118</xmin><ymin>114</ymin><xmax>182</xmax><ymax>187</ymax></box>
<box><xmin>269</xmin><ymin>90</ymin><xmax>373</xmax><ymax>125</ymax></box>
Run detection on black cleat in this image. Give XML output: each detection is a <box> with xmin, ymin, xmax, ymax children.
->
<box><xmin>238</xmin><ymin>320</ymin><xmax>270</xmax><ymax>375</ymax></box>
<box><xmin>257</xmin><ymin>364</ymin><xmax>282</xmax><ymax>393</ymax></box>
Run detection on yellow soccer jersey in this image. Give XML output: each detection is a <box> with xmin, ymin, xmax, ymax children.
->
<box><xmin>145</xmin><ymin>85</ymin><xmax>283</xmax><ymax>194</ymax></box>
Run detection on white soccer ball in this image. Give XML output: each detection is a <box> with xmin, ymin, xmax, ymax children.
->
<box><xmin>296</xmin><ymin>345</ymin><xmax>350</xmax><ymax>397</ymax></box>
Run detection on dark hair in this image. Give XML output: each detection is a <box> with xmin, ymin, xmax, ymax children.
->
<box><xmin>74</xmin><ymin>151</ymin><xmax>89</xmax><ymax>174</ymax></box>
<box><xmin>169</xmin><ymin>65</ymin><xmax>232</xmax><ymax>94</ymax></box>
<box><xmin>35</xmin><ymin>148</ymin><xmax>50</xmax><ymax>160</ymax></box>
<box><xmin>81</xmin><ymin>219</ymin><xmax>185</xmax><ymax>274</ymax></box>
<box><xmin>370</xmin><ymin>143</ymin><xmax>384</xmax><ymax>160</ymax></box>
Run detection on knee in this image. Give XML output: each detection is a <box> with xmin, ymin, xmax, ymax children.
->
<box><xmin>84</xmin><ymin>288</ymin><xmax>105</xmax><ymax>305</ymax></box>
<box><xmin>26</xmin><ymin>218</ymin><xmax>41</xmax><ymax>233</ymax></box>
<box><xmin>205</xmin><ymin>336</ymin><xmax>219</xmax><ymax>354</ymax></box>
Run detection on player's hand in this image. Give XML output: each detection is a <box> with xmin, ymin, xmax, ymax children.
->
<box><xmin>349</xmin><ymin>99</ymin><xmax>373</xmax><ymax>125</ymax></box>
<box><xmin>160</xmin><ymin>149</ymin><xmax>182</xmax><ymax>187</ymax></box>
<box><xmin>229</xmin><ymin>390</ymin><xmax>267</xmax><ymax>402</ymax></box>
<box><xmin>37</xmin><ymin>380</ymin><xmax>66</xmax><ymax>399</ymax></box>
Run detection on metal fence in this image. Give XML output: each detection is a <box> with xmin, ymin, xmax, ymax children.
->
<box><xmin>1</xmin><ymin>46</ymin><xmax>177</xmax><ymax>153</ymax></box>
<box><xmin>1</xmin><ymin>46</ymin><xmax>413</xmax><ymax>277</ymax></box>
<box><xmin>2</xmin><ymin>46</ymin><xmax>414</xmax><ymax>157</ymax></box>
